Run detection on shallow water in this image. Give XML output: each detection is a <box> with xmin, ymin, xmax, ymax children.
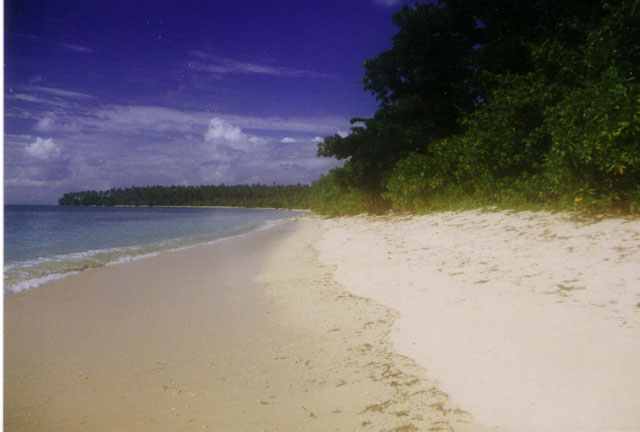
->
<box><xmin>4</xmin><ymin>205</ymin><xmax>297</xmax><ymax>292</ymax></box>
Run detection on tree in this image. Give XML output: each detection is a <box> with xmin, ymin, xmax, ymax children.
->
<box><xmin>314</xmin><ymin>0</ymin><xmax>640</xmax><ymax>214</ymax></box>
<box><xmin>318</xmin><ymin>0</ymin><xmax>611</xmax><ymax>171</ymax></box>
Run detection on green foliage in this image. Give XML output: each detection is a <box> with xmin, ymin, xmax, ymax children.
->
<box><xmin>383</xmin><ymin>153</ymin><xmax>432</xmax><ymax>211</ymax></box>
<box><xmin>537</xmin><ymin>1</ymin><xmax>640</xmax><ymax>212</ymax></box>
<box><xmin>543</xmin><ymin>70</ymin><xmax>640</xmax><ymax>211</ymax></box>
<box><xmin>383</xmin><ymin>148</ymin><xmax>468</xmax><ymax>212</ymax></box>
<box><xmin>382</xmin><ymin>69</ymin><xmax>560</xmax><ymax>212</ymax></box>
<box><xmin>362</xmin><ymin>2</ymin><xmax>478</xmax><ymax>137</ymax></box>
<box><xmin>317</xmin><ymin>1</ymin><xmax>483</xmax><ymax>197</ymax></box>
<box><xmin>457</xmin><ymin>73</ymin><xmax>557</xmax><ymax>181</ymax></box>
<box><xmin>333</xmin><ymin>0</ymin><xmax>640</xmax><ymax>216</ymax></box>
<box><xmin>308</xmin><ymin>168</ymin><xmax>377</xmax><ymax>216</ymax></box>
<box><xmin>58</xmin><ymin>184</ymin><xmax>311</xmax><ymax>209</ymax></box>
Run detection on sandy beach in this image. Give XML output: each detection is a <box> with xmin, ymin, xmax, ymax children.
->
<box><xmin>6</xmin><ymin>222</ymin><xmax>305</xmax><ymax>431</ymax></box>
<box><xmin>318</xmin><ymin>210</ymin><xmax>640</xmax><ymax>432</ymax></box>
<box><xmin>5</xmin><ymin>217</ymin><xmax>472</xmax><ymax>431</ymax></box>
<box><xmin>5</xmin><ymin>210</ymin><xmax>640</xmax><ymax>431</ymax></box>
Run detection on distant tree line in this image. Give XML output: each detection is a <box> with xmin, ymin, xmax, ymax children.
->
<box><xmin>310</xmin><ymin>0</ymin><xmax>640</xmax><ymax>215</ymax></box>
<box><xmin>58</xmin><ymin>184</ymin><xmax>311</xmax><ymax>209</ymax></box>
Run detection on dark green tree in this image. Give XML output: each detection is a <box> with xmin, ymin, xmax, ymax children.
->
<box><xmin>314</xmin><ymin>0</ymin><xmax>639</xmax><ymax>214</ymax></box>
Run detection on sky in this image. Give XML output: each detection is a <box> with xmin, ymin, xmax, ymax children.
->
<box><xmin>4</xmin><ymin>0</ymin><xmax>416</xmax><ymax>204</ymax></box>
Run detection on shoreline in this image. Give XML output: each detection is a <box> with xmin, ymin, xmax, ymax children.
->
<box><xmin>4</xmin><ymin>216</ymin><xmax>473</xmax><ymax>431</ymax></box>
<box><xmin>4</xmin><ymin>212</ymin><xmax>300</xmax><ymax>294</ymax></box>
<box><xmin>6</xmin><ymin>210</ymin><xmax>639</xmax><ymax>431</ymax></box>
<box><xmin>5</xmin><ymin>222</ymin><xmax>302</xmax><ymax>430</ymax></box>
<box><xmin>8</xmin><ymin>204</ymin><xmax>310</xmax><ymax>211</ymax></box>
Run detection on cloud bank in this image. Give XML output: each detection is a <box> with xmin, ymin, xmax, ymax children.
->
<box><xmin>5</xmin><ymin>87</ymin><xmax>347</xmax><ymax>203</ymax></box>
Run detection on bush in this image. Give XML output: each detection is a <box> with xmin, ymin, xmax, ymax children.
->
<box><xmin>309</xmin><ymin>169</ymin><xmax>371</xmax><ymax>216</ymax></box>
<box><xmin>542</xmin><ymin>68</ymin><xmax>640</xmax><ymax>211</ymax></box>
<box><xmin>383</xmin><ymin>153</ymin><xmax>431</xmax><ymax>211</ymax></box>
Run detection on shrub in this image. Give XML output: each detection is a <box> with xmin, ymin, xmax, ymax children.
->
<box><xmin>542</xmin><ymin>68</ymin><xmax>640</xmax><ymax>211</ymax></box>
<box><xmin>383</xmin><ymin>153</ymin><xmax>432</xmax><ymax>211</ymax></box>
<box><xmin>309</xmin><ymin>169</ymin><xmax>371</xmax><ymax>216</ymax></box>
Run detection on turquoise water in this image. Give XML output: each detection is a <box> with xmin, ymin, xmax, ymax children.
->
<box><xmin>4</xmin><ymin>205</ymin><xmax>298</xmax><ymax>293</ymax></box>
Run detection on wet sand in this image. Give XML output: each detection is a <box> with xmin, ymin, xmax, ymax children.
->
<box><xmin>4</xmin><ymin>218</ymin><xmax>473</xmax><ymax>431</ymax></box>
<box><xmin>5</xmin><ymin>222</ymin><xmax>304</xmax><ymax>431</ymax></box>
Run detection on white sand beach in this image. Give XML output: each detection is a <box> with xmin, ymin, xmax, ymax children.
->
<box><xmin>5</xmin><ymin>210</ymin><xmax>640</xmax><ymax>431</ymax></box>
<box><xmin>317</xmin><ymin>210</ymin><xmax>640</xmax><ymax>432</ymax></box>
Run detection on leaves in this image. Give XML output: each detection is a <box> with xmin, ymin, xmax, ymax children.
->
<box><xmin>314</xmin><ymin>0</ymin><xmax>640</xmax><ymax>215</ymax></box>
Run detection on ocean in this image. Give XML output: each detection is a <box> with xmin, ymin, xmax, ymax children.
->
<box><xmin>4</xmin><ymin>205</ymin><xmax>298</xmax><ymax>293</ymax></box>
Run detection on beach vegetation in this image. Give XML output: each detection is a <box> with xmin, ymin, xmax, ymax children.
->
<box><xmin>311</xmin><ymin>0</ymin><xmax>640</xmax><ymax>216</ymax></box>
<box><xmin>308</xmin><ymin>168</ymin><xmax>373</xmax><ymax>216</ymax></box>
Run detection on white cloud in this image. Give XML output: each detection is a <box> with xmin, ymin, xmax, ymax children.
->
<box><xmin>205</xmin><ymin>118</ymin><xmax>244</xmax><ymax>142</ymax></box>
<box><xmin>25</xmin><ymin>137</ymin><xmax>62</xmax><ymax>159</ymax></box>
<box><xmin>8</xmin><ymin>86</ymin><xmax>93</xmax><ymax>108</ymax></box>
<box><xmin>223</xmin><ymin>114</ymin><xmax>348</xmax><ymax>134</ymax></box>
<box><xmin>5</xmin><ymin>178</ymin><xmax>49</xmax><ymax>187</ymax></box>
<box><xmin>33</xmin><ymin>113</ymin><xmax>81</xmax><ymax>133</ymax></box>
<box><xmin>204</xmin><ymin>117</ymin><xmax>265</xmax><ymax>153</ymax></box>
<box><xmin>25</xmin><ymin>86</ymin><xmax>93</xmax><ymax>99</ymax></box>
<box><xmin>25</xmin><ymin>103</ymin><xmax>349</xmax><ymax>139</ymax></box>
<box><xmin>35</xmin><ymin>116</ymin><xmax>55</xmax><ymax>131</ymax></box>
<box><xmin>10</xmin><ymin>93</ymin><xmax>66</xmax><ymax>106</ymax></box>
<box><xmin>62</xmin><ymin>43</ymin><xmax>93</xmax><ymax>54</ymax></box>
<box><xmin>188</xmin><ymin>53</ymin><xmax>334</xmax><ymax>79</ymax></box>
<box><xmin>5</xmin><ymin>106</ymin><xmax>35</xmax><ymax>119</ymax></box>
<box><xmin>89</xmin><ymin>105</ymin><xmax>207</xmax><ymax>135</ymax></box>
<box><xmin>337</xmin><ymin>130</ymin><xmax>349</xmax><ymax>138</ymax></box>
<box><xmin>280</xmin><ymin>137</ymin><xmax>297</xmax><ymax>143</ymax></box>
<box><xmin>312</xmin><ymin>136</ymin><xmax>324</xmax><ymax>143</ymax></box>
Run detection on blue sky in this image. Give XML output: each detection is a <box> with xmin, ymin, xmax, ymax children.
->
<box><xmin>5</xmin><ymin>0</ymin><xmax>415</xmax><ymax>204</ymax></box>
